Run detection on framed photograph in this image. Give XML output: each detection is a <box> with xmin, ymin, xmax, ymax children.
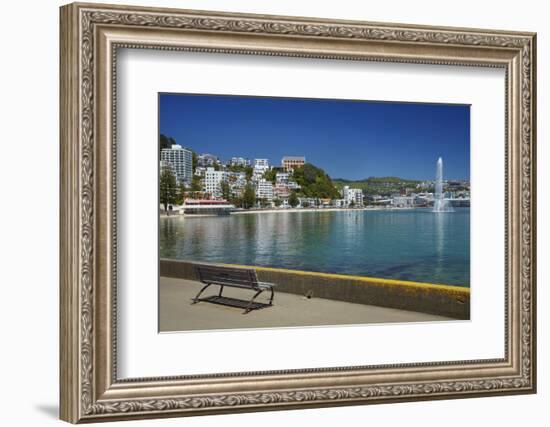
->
<box><xmin>158</xmin><ymin>94</ymin><xmax>472</xmax><ymax>331</ymax></box>
<box><xmin>60</xmin><ymin>2</ymin><xmax>537</xmax><ymax>423</ymax></box>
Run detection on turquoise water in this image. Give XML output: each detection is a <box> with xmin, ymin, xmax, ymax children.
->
<box><xmin>160</xmin><ymin>208</ymin><xmax>470</xmax><ymax>287</ymax></box>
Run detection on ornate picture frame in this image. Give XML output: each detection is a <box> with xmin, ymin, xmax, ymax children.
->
<box><xmin>60</xmin><ymin>2</ymin><xmax>536</xmax><ymax>423</ymax></box>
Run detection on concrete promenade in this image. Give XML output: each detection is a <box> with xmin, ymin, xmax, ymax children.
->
<box><xmin>160</xmin><ymin>276</ymin><xmax>451</xmax><ymax>332</ymax></box>
<box><xmin>160</xmin><ymin>259</ymin><xmax>470</xmax><ymax>320</ymax></box>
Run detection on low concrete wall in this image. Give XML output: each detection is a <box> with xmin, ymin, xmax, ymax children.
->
<box><xmin>160</xmin><ymin>259</ymin><xmax>470</xmax><ymax>320</ymax></box>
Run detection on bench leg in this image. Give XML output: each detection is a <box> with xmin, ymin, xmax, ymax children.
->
<box><xmin>243</xmin><ymin>289</ymin><xmax>264</xmax><ymax>314</ymax></box>
<box><xmin>191</xmin><ymin>283</ymin><xmax>211</xmax><ymax>304</ymax></box>
<box><xmin>218</xmin><ymin>285</ymin><xmax>224</xmax><ymax>297</ymax></box>
<box><xmin>269</xmin><ymin>287</ymin><xmax>274</xmax><ymax>305</ymax></box>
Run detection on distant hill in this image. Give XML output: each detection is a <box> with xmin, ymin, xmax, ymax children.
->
<box><xmin>333</xmin><ymin>176</ymin><xmax>422</xmax><ymax>195</ymax></box>
<box><xmin>334</xmin><ymin>176</ymin><xmax>421</xmax><ymax>185</ymax></box>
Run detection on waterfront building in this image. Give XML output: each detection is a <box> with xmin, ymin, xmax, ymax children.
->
<box><xmin>160</xmin><ymin>144</ymin><xmax>193</xmax><ymax>185</ymax></box>
<box><xmin>371</xmin><ymin>197</ymin><xmax>392</xmax><ymax>206</ymax></box>
<box><xmin>413</xmin><ymin>193</ymin><xmax>431</xmax><ymax>207</ymax></box>
<box><xmin>342</xmin><ymin>186</ymin><xmax>364</xmax><ymax>207</ymax></box>
<box><xmin>256</xmin><ymin>178</ymin><xmax>274</xmax><ymax>202</ymax></box>
<box><xmin>182</xmin><ymin>199</ymin><xmax>234</xmax><ymax>216</ymax></box>
<box><xmin>282</xmin><ymin>156</ymin><xmax>305</xmax><ymax>171</ymax></box>
<box><xmin>392</xmin><ymin>195</ymin><xmax>415</xmax><ymax>207</ymax></box>
<box><xmin>298</xmin><ymin>197</ymin><xmax>318</xmax><ymax>207</ymax></box>
<box><xmin>204</xmin><ymin>167</ymin><xmax>228</xmax><ymax>198</ymax></box>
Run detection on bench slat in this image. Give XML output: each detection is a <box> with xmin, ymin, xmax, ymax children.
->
<box><xmin>196</xmin><ymin>265</ymin><xmax>266</xmax><ymax>290</ymax></box>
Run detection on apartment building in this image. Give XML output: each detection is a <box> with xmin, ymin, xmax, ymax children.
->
<box><xmin>160</xmin><ymin>144</ymin><xmax>193</xmax><ymax>185</ymax></box>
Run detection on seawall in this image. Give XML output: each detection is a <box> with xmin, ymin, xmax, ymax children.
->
<box><xmin>160</xmin><ymin>259</ymin><xmax>470</xmax><ymax>320</ymax></box>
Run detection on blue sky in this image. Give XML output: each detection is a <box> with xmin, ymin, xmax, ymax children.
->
<box><xmin>159</xmin><ymin>93</ymin><xmax>470</xmax><ymax>181</ymax></box>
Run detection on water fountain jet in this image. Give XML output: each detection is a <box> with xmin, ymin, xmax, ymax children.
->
<box><xmin>433</xmin><ymin>157</ymin><xmax>453</xmax><ymax>213</ymax></box>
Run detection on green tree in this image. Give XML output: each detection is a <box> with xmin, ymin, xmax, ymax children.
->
<box><xmin>176</xmin><ymin>183</ymin><xmax>186</xmax><ymax>205</ymax></box>
<box><xmin>159</xmin><ymin>134</ymin><xmax>175</xmax><ymax>154</ymax></box>
<box><xmin>263</xmin><ymin>168</ymin><xmax>277</xmax><ymax>183</ymax></box>
<box><xmin>245</xmin><ymin>166</ymin><xmax>253</xmax><ymax>180</ymax></box>
<box><xmin>159</xmin><ymin>168</ymin><xmax>177</xmax><ymax>212</ymax></box>
<box><xmin>242</xmin><ymin>183</ymin><xmax>256</xmax><ymax>209</ymax></box>
<box><xmin>228</xmin><ymin>164</ymin><xmax>244</xmax><ymax>173</ymax></box>
<box><xmin>191</xmin><ymin>175</ymin><xmax>202</xmax><ymax>193</ymax></box>
<box><xmin>231</xmin><ymin>196</ymin><xmax>243</xmax><ymax>208</ymax></box>
<box><xmin>349</xmin><ymin>200</ymin><xmax>356</xmax><ymax>208</ymax></box>
<box><xmin>192</xmin><ymin>151</ymin><xmax>198</xmax><ymax>172</ymax></box>
<box><xmin>273</xmin><ymin>198</ymin><xmax>282</xmax><ymax>207</ymax></box>
<box><xmin>258</xmin><ymin>198</ymin><xmax>270</xmax><ymax>208</ymax></box>
<box><xmin>288</xmin><ymin>191</ymin><xmax>299</xmax><ymax>208</ymax></box>
<box><xmin>292</xmin><ymin>163</ymin><xmax>340</xmax><ymax>199</ymax></box>
<box><xmin>220</xmin><ymin>180</ymin><xmax>231</xmax><ymax>201</ymax></box>
<box><xmin>302</xmin><ymin>201</ymin><xmax>310</xmax><ymax>208</ymax></box>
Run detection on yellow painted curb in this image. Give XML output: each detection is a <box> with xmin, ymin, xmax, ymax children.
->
<box><xmin>221</xmin><ymin>263</ymin><xmax>470</xmax><ymax>295</ymax></box>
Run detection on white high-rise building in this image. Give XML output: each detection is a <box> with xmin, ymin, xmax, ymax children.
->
<box><xmin>256</xmin><ymin>178</ymin><xmax>274</xmax><ymax>202</ymax></box>
<box><xmin>160</xmin><ymin>144</ymin><xmax>193</xmax><ymax>186</ymax></box>
<box><xmin>342</xmin><ymin>186</ymin><xmax>364</xmax><ymax>206</ymax></box>
<box><xmin>204</xmin><ymin>167</ymin><xmax>228</xmax><ymax>198</ymax></box>
<box><xmin>253</xmin><ymin>159</ymin><xmax>270</xmax><ymax>177</ymax></box>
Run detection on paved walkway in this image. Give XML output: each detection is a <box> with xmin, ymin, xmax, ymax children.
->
<box><xmin>159</xmin><ymin>277</ymin><xmax>451</xmax><ymax>332</ymax></box>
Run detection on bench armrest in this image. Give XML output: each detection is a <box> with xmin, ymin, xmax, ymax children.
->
<box><xmin>257</xmin><ymin>281</ymin><xmax>277</xmax><ymax>288</ymax></box>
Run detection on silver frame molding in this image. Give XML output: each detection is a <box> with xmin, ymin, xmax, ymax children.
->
<box><xmin>60</xmin><ymin>2</ymin><xmax>537</xmax><ymax>423</ymax></box>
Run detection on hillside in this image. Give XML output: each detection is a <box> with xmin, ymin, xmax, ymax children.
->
<box><xmin>292</xmin><ymin>163</ymin><xmax>341</xmax><ymax>199</ymax></box>
<box><xmin>333</xmin><ymin>176</ymin><xmax>422</xmax><ymax>196</ymax></box>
